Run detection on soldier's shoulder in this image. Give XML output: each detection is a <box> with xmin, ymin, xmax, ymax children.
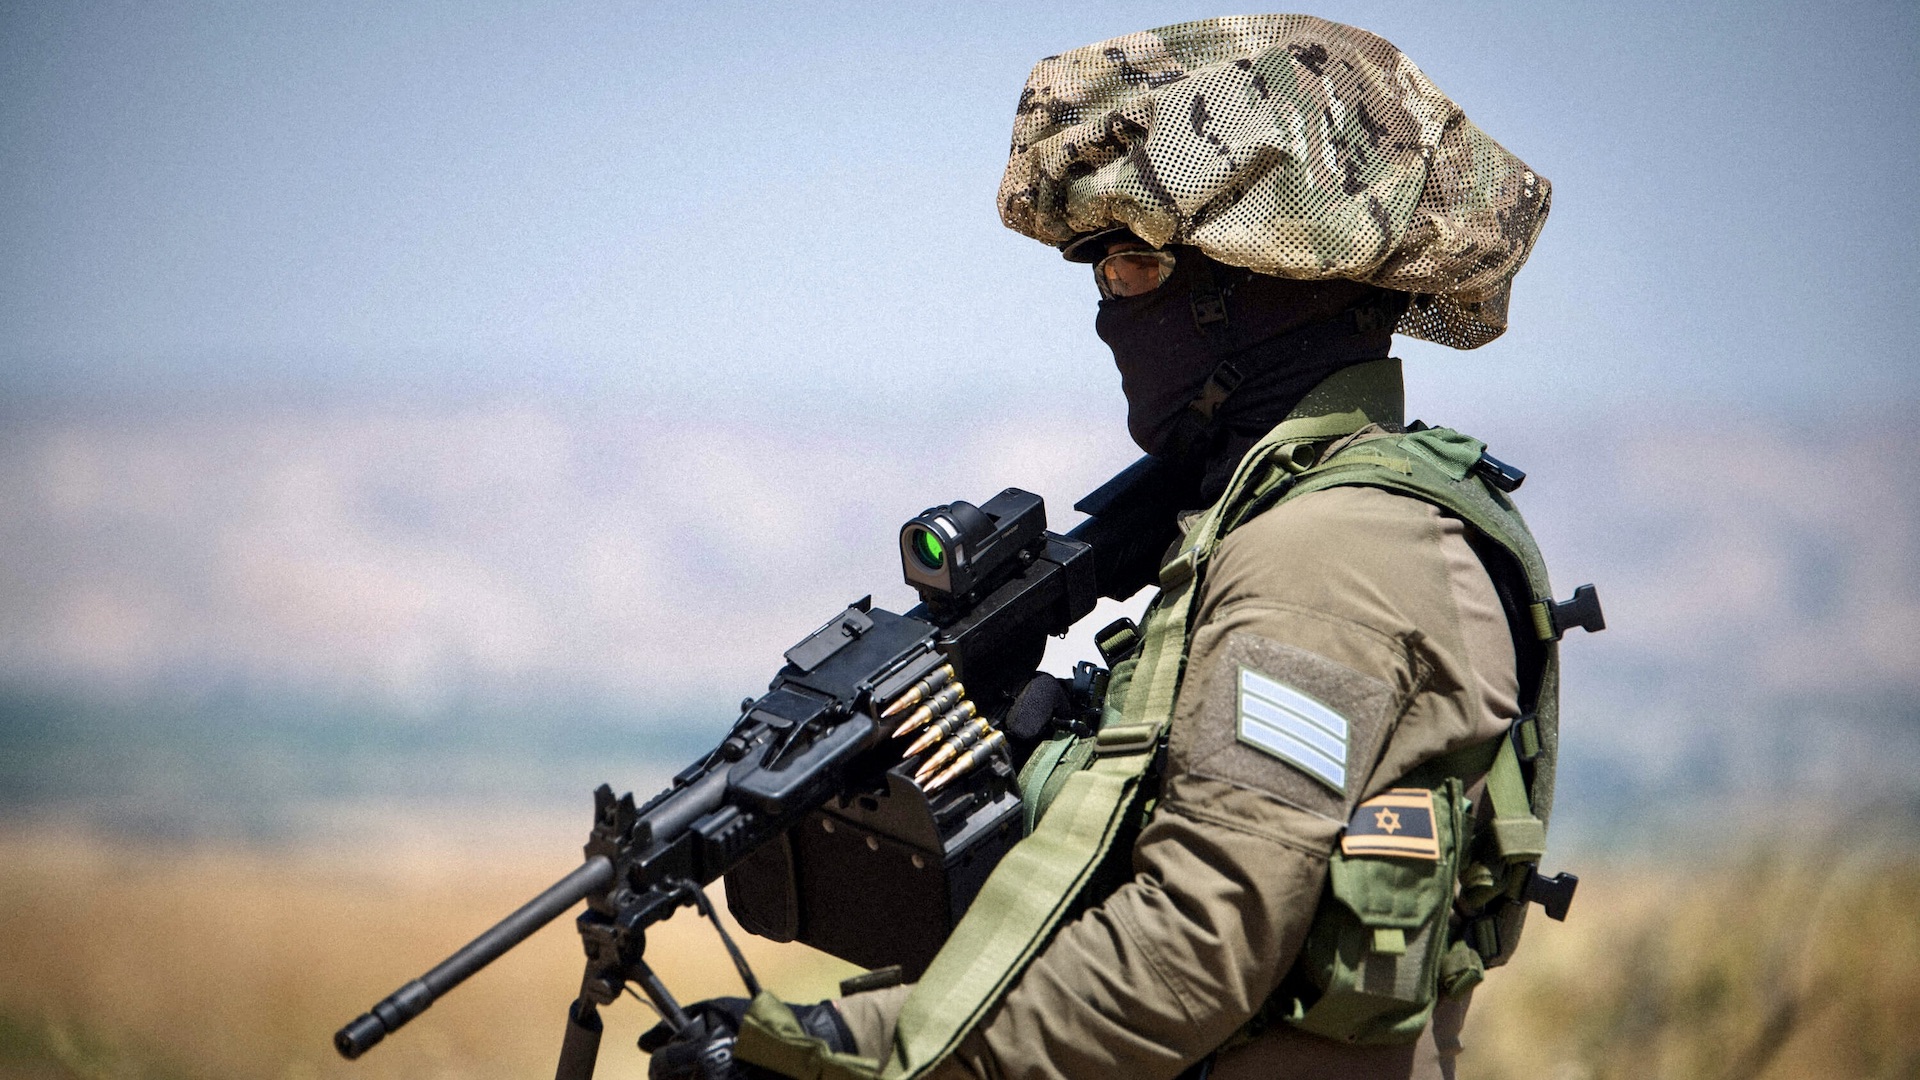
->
<box><xmin>1202</xmin><ymin>481</ymin><xmax>1464</xmax><ymax>631</ymax></box>
<box><xmin>1225</xmin><ymin>481</ymin><xmax>1451</xmax><ymax>568</ymax></box>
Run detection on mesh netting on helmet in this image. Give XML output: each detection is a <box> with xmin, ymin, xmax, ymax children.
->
<box><xmin>999</xmin><ymin>15</ymin><xmax>1550</xmax><ymax>349</ymax></box>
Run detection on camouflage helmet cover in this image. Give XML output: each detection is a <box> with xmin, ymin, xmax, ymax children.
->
<box><xmin>999</xmin><ymin>15</ymin><xmax>1551</xmax><ymax>348</ymax></box>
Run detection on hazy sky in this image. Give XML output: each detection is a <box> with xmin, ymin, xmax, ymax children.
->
<box><xmin>4</xmin><ymin>0</ymin><xmax>1916</xmax><ymax>422</ymax></box>
<box><xmin>3</xmin><ymin>3</ymin><xmax>1917</xmax><ymax>842</ymax></box>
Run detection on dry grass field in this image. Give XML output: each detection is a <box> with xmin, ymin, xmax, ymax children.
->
<box><xmin>0</xmin><ymin>821</ymin><xmax>862</xmax><ymax>1080</ymax></box>
<box><xmin>1463</xmin><ymin>844</ymin><xmax>1920</xmax><ymax>1080</ymax></box>
<box><xmin>1</xmin><ymin>822</ymin><xmax>1915</xmax><ymax>1080</ymax></box>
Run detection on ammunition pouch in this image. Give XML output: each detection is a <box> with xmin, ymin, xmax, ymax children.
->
<box><xmin>1276</xmin><ymin>779</ymin><xmax>1473</xmax><ymax>1045</ymax></box>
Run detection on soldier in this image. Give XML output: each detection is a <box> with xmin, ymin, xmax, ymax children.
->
<box><xmin>645</xmin><ymin>14</ymin><xmax>1580</xmax><ymax>1080</ymax></box>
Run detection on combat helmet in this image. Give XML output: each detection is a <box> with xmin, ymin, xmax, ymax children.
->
<box><xmin>999</xmin><ymin>15</ymin><xmax>1551</xmax><ymax>348</ymax></box>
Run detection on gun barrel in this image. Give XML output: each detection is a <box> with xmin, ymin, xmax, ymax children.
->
<box><xmin>334</xmin><ymin>854</ymin><xmax>617</xmax><ymax>1059</ymax></box>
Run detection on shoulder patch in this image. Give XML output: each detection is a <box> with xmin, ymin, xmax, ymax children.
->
<box><xmin>1341</xmin><ymin>788</ymin><xmax>1439</xmax><ymax>860</ymax></box>
<box><xmin>1175</xmin><ymin>630</ymin><xmax>1397</xmax><ymax>822</ymax></box>
<box><xmin>1237</xmin><ymin>667</ymin><xmax>1349</xmax><ymax>794</ymax></box>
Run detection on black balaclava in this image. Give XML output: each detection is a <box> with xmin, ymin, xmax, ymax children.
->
<box><xmin>1095</xmin><ymin>245</ymin><xmax>1404</xmax><ymax>499</ymax></box>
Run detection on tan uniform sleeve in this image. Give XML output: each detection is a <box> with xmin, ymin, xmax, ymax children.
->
<box><xmin>834</xmin><ymin>983</ymin><xmax>913</xmax><ymax>1060</ymax></box>
<box><xmin>840</xmin><ymin>484</ymin><xmax>1518</xmax><ymax>1079</ymax></box>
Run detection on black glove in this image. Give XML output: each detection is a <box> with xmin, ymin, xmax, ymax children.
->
<box><xmin>639</xmin><ymin>997</ymin><xmax>854</xmax><ymax>1080</ymax></box>
<box><xmin>1002</xmin><ymin>671</ymin><xmax>1076</xmax><ymax>747</ymax></box>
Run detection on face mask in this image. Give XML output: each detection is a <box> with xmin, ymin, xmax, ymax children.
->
<box><xmin>1094</xmin><ymin>247</ymin><xmax>1396</xmax><ymax>456</ymax></box>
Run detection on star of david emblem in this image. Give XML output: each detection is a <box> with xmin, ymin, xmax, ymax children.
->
<box><xmin>1373</xmin><ymin>808</ymin><xmax>1402</xmax><ymax>834</ymax></box>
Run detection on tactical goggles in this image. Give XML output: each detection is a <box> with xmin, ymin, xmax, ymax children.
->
<box><xmin>1094</xmin><ymin>248</ymin><xmax>1176</xmax><ymax>300</ymax></box>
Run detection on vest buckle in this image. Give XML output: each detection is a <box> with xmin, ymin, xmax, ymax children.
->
<box><xmin>1521</xmin><ymin>866</ymin><xmax>1579</xmax><ymax>922</ymax></box>
<box><xmin>1508</xmin><ymin>713</ymin><xmax>1543</xmax><ymax>764</ymax></box>
<box><xmin>1547</xmin><ymin>584</ymin><xmax>1606</xmax><ymax>639</ymax></box>
<box><xmin>1472</xmin><ymin>450</ymin><xmax>1527</xmax><ymax>492</ymax></box>
<box><xmin>1094</xmin><ymin>619</ymin><xmax>1140</xmax><ymax>665</ymax></box>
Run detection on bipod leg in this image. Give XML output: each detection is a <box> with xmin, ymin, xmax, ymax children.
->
<box><xmin>554</xmin><ymin>939</ymin><xmax>691</xmax><ymax>1079</ymax></box>
<box><xmin>556</xmin><ymin>944</ymin><xmax>627</xmax><ymax>1080</ymax></box>
<box><xmin>554</xmin><ymin>995</ymin><xmax>604</xmax><ymax>1080</ymax></box>
<box><xmin>633</xmin><ymin>956</ymin><xmax>691</xmax><ymax>1031</ymax></box>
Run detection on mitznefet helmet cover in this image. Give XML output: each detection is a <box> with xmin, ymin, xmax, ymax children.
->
<box><xmin>999</xmin><ymin>15</ymin><xmax>1550</xmax><ymax>348</ymax></box>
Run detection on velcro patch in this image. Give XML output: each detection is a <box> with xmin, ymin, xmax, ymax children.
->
<box><xmin>1236</xmin><ymin>667</ymin><xmax>1350</xmax><ymax>795</ymax></box>
<box><xmin>1341</xmin><ymin>788</ymin><xmax>1440</xmax><ymax>860</ymax></box>
<box><xmin>1179</xmin><ymin>632</ymin><xmax>1397</xmax><ymax>822</ymax></box>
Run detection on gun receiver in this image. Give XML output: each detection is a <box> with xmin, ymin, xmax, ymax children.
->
<box><xmin>334</xmin><ymin>455</ymin><xmax>1194</xmax><ymax>1074</ymax></box>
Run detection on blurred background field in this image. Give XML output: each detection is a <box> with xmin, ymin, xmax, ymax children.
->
<box><xmin>4</xmin><ymin>824</ymin><xmax>1917</xmax><ymax>1080</ymax></box>
<box><xmin>3</xmin><ymin>1</ymin><xmax>1917</xmax><ymax>1079</ymax></box>
<box><xmin>0</xmin><ymin>823</ymin><xmax>857</xmax><ymax>1080</ymax></box>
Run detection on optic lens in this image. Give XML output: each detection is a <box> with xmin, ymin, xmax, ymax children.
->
<box><xmin>910</xmin><ymin>527</ymin><xmax>946</xmax><ymax>570</ymax></box>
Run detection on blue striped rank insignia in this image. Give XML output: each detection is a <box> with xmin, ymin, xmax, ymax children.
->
<box><xmin>1236</xmin><ymin>667</ymin><xmax>1349</xmax><ymax>795</ymax></box>
<box><xmin>1341</xmin><ymin>788</ymin><xmax>1441</xmax><ymax>860</ymax></box>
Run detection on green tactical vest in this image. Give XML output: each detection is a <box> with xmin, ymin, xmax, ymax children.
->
<box><xmin>734</xmin><ymin>360</ymin><xmax>1591</xmax><ymax>1077</ymax></box>
<box><xmin>1221</xmin><ymin>420</ymin><xmax>1571</xmax><ymax>1046</ymax></box>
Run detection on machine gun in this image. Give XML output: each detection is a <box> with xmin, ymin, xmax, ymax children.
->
<box><xmin>333</xmin><ymin>454</ymin><xmax>1196</xmax><ymax>1076</ymax></box>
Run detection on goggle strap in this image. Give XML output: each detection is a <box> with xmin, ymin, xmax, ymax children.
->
<box><xmin>1160</xmin><ymin>358</ymin><xmax>1246</xmax><ymax>462</ymax></box>
<box><xmin>1189</xmin><ymin>257</ymin><xmax>1229</xmax><ymax>335</ymax></box>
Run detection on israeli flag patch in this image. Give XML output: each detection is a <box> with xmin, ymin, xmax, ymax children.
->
<box><xmin>1343</xmin><ymin>789</ymin><xmax>1440</xmax><ymax>860</ymax></box>
<box><xmin>1236</xmin><ymin>667</ymin><xmax>1349</xmax><ymax>794</ymax></box>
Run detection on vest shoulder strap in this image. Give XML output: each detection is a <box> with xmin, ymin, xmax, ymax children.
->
<box><xmin>1239</xmin><ymin>426</ymin><xmax>1552</xmax><ymax>605</ymax></box>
